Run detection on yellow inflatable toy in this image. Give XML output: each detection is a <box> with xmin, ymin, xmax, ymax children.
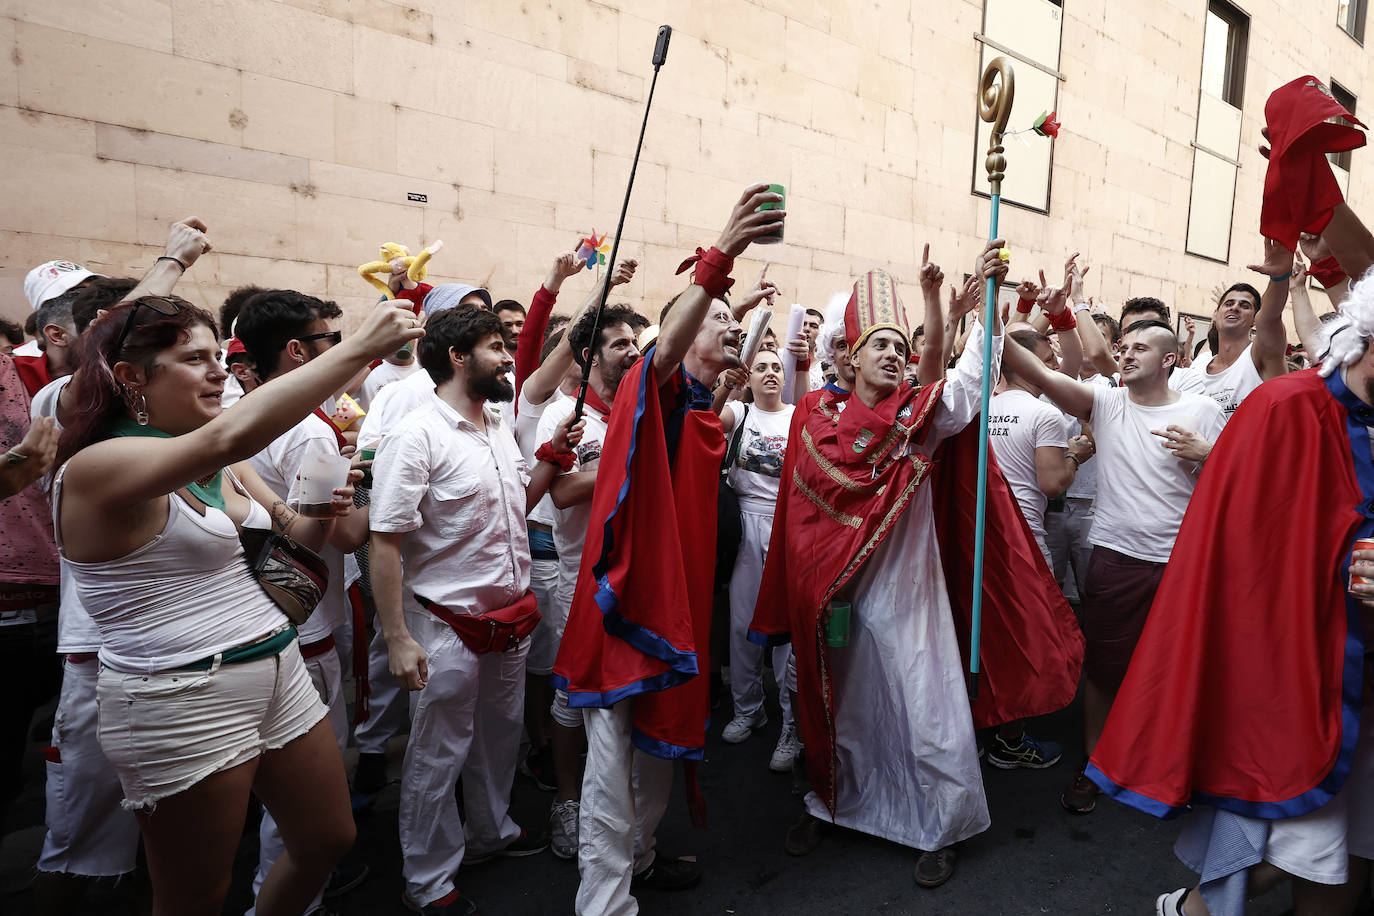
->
<box><xmin>358</xmin><ymin>240</ymin><xmax>444</xmax><ymax>299</ymax></box>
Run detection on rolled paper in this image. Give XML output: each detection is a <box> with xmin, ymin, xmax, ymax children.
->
<box><xmin>780</xmin><ymin>303</ymin><xmax>806</xmax><ymax>404</ymax></box>
<box><xmin>998</xmin><ymin>248</ymin><xmax>1011</xmax><ymax>261</ymax></box>
<box><xmin>739</xmin><ymin>307</ymin><xmax>773</xmax><ymax>371</ymax></box>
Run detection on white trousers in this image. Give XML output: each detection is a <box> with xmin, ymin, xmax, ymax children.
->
<box><xmin>1045</xmin><ymin>497</ymin><xmax>1094</xmax><ymax>602</ymax></box>
<box><xmin>354</xmin><ymin>625</ymin><xmax>410</xmax><ymax>755</ymax></box>
<box><xmin>37</xmin><ymin>657</ymin><xmax>140</xmax><ymax>877</ymax></box>
<box><xmin>728</xmin><ymin>508</ymin><xmax>793</xmax><ymax>725</ymax></box>
<box><xmin>400</xmin><ymin>611</ymin><xmax>525</xmax><ymax>906</ymax></box>
<box><xmin>249</xmin><ymin>645</ymin><xmax>348</xmax><ymax>915</ymax></box>
<box><xmin>576</xmin><ymin>700</ymin><xmax>674</xmax><ymax>916</ymax></box>
<box><xmin>527</xmin><ymin>556</ymin><xmax>564</xmax><ymax>676</ymax></box>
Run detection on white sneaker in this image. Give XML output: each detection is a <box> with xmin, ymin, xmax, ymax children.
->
<box><xmin>721</xmin><ymin>709</ymin><xmax>767</xmax><ymax>744</ymax></box>
<box><xmin>549</xmin><ymin>799</ymin><xmax>579</xmax><ymax>860</ymax></box>
<box><xmin>769</xmin><ymin>724</ymin><xmax>800</xmax><ymax>772</ymax></box>
<box><xmin>1155</xmin><ymin>888</ymin><xmax>1188</xmax><ymax>916</ymax></box>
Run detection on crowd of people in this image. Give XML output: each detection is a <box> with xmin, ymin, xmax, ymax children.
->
<box><xmin>3</xmin><ymin>76</ymin><xmax>1374</xmax><ymax>916</ymax></box>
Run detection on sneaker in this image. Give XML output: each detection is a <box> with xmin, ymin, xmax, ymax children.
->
<box><xmin>1061</xmin><ymin>764</ymin><xmax>1100</xmax><ymax>814</ymax></box>
<box><xmin>914</xmin><ymin>846</ymin><xmax>956</xmax><ymax>888</ymax></box>
<box><xmin>402</xmin><ymin>889</ymin><xmax>479</xmax><ymax>915</ymax></box>
<box><xmin>519</xmin><ymin>744</ymin><xmax>557</xmax><ymax>792</ymax></box>
<box><xmin>769</xmin><ymin>725</ymin><xmax>800</xmax><ymax>773</ymax></box>
<box><xmin>986</xmin><ymin>732</ymin><xmax>1063</xmax><ymax>770</ymax></box>
<box><xmin>322</xmin><ymin>861</ymin><xmax>370</xmax><ymax>900</ymax></box>
<box><xmin>721</xmin><ymin>709</ymin><xmax>767</xmax><ymax>744</ymax></box>
<box><xmin>783</xmin><ymin>810</ymin><xmax>829</xmax><ymax>856</ymax></box>
<box><xmin>631</xmin><ymin>855</ymin><xmax>701</xmax><ymax>891</ymax></box>
<box><xmin>353</xmin><ymin>752</ymin><xmax>389</xmax><ymax>794</ymax></box>
<box><xmin>1156</xmin><ymin>888</ymin><xmax>1189</xmax><ymax>915</ymax></box>
<box><xmin>549</xmin><ymin>800</ymin><xmax>580</xmax><ymax>861</ymax></box>
<box><xmin>464</xmin><ymin>827</ymin><xmax>550</xmax><ymax>865</ymax></box>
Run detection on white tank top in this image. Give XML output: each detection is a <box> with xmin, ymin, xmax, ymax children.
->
<box><xmin>54</xmin><ymin>465</ymin><xmax>289</xmax><ymax>674</ymax></box>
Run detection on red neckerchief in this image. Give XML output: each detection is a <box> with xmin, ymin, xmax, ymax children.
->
<box><xmin>582</xmin><ymin>381</ymin><xmax>612</xmax><ymax>419</ymax></box>
<box><xmin>11</xmin><ymin>355</ymin><xmax>52</xmax><ymax>398</ymax></box>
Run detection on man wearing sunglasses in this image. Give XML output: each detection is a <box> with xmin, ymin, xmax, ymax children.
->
<box><xmin>234</xmin><ymin>289</ymin><xmax>371</xmax><ymax>914</ymax></box>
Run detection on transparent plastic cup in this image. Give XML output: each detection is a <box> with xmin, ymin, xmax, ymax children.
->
<box><xmin>297</xmin><ymin>446</ymin><xmax>351</xmax><ymax>518</ymax></box>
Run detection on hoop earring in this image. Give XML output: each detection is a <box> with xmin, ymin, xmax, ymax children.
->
<box><xmin>134</xmin><ymin>389</ymin><xmax>149</xmax><ymax>426</ymax></box>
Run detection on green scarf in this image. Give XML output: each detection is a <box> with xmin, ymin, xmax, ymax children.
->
<box><xmin>111</xmin><ymin>419</ymin><xmax>226</xmax><ymax>511</ymax></box>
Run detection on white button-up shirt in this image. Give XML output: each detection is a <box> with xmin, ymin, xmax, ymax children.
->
<box><xmin>370</xmin><ymin>391</ymin><xmax>531</xmax><ymax>616</ymax></box>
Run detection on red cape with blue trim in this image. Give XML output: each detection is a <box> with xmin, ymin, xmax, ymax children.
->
<box><xmin>1088</xmin><ymin>370</ymin><xmax>1370</xmax><ymax>819</ymax></box>
<box><xmin>551</xmin><ymin>349</ymin><xmax>723</xmax><ymax>760</ymax></box>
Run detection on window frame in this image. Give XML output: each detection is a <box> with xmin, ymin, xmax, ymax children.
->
<box><xmin>1339</xmin><ymin>0</ymin><xmax>1367</xmax><ymax>44</ymax></box>
<box><xmin>1184</xmin><ymin>0</ymin><xmax>1249</xmax><ymax>264</ymax></box>
<box><xmin>1330</xmin><ymin>79</ymin><xmax>1358</xmax><ymax>173</ymax></box>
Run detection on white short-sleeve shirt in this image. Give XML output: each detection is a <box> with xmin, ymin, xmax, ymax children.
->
<box><xmin>370</xmin><ymin>392</ymin><xmax>531</xmax><ymax>615</ymax></box>
<box><xmin>989</xmin><ymin>388</ymin><xmax>1067</xmax><ymax>545</ymax></box>
<box><xmin>536</xmin><ymin>396</ymin><xmax>610</xmax><ymax>610</ymax></box>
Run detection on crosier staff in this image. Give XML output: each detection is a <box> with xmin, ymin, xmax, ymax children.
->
<box><xmin>969</xmin><ymin>56</ymin><xmax>1014</xmax><ymax>700</ymax></box>
<box><xmin>571</xmin><ymin>24</ymin><xmax>673</xmax><ymax>423</ymax></box>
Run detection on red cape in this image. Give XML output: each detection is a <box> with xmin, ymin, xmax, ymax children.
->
<box><xmin>1089</xmin><ymin>370</ymin><xmax>1369</xmax><ymax>819</ymax></box>
<box><xmin>12</xmin><ymin>354</ymin><xmax>51</xmax><ymax>398</ymax></box>
<box><xmin>750</xmin><ymin>382</ymin><xmax>1083</xmax><ymax>811</ymax></box>
<box><xmin>552</xmin><ymin>349</ymin><xmax>722</xmax><ymax>759</ymax></box>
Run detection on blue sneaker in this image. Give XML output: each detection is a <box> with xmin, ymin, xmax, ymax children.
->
<box><xmin>986</xmin><ymin>732</ymin><xmax>1063</xmax><ymax>769</ymax></box>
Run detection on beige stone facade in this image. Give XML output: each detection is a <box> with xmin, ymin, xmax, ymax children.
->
<box><xmin>1</xmin><ymin>0</ymin><xmax>1369</xmax><ymax>337</ymax></box>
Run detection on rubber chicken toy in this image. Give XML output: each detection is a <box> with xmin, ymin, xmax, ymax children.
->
<box><xmin>358</xmin><ymin>240</ymin><xmax>444</xmax><ymax>299</ymax></box>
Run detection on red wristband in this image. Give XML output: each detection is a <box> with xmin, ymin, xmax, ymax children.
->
<box><xmin>795</xmin><ymin>355</ymin><xmax>811</xmax><ymax>371</ymax></box>
<box><xmin>1016</xmin><ymin>297</ymin><xmax>1036</xmax><ymax>314</ymax></box>
<box><xmin>535</xmin><ymin>441</ymin><xmax>576</xmax><ymax>472</ymax></box>
<box><xmin>1048</xmin><ymin>309</ymin><xmax>1077</xmax><ymax>333</ymax></box>
<box><xmin>1310</xmin><ymin>255</ymin><xmax>1347</xmax><ymax>289</ymax></box>
<box><xmin>675</xmin><ymin>246</ymin><xmax>735</xmax><ymax>300</ymax></box>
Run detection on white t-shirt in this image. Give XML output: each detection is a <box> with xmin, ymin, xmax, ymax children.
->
<box><xmin>1063</xmin><ymin>374</ymin><xmax>1116</xmax><ymax>501</ymax></box>
<box><xmin>1168</xmin><ymin>366</ymin><xmax>1207</xmax><ymax>395</ymax></box>
<box><xmin>989</xmin><ymin>389</ymin><xmax>1067</xmax><ymax>546</ymax></box>
<box><xmin>724</xmin><ymin>401</ymin><xmax>794</xmax><ymax>508</ymax></box>
<box><xmin>370</xmin><ymin>394</ymin><xmax>531</xmax><ymax>615</ymax></box>
<box><xmin>536</xmin><ymin>396</ymin><xmax>610</xmax><ymax>610</ymax></box>
<box><xmin>359</xmin><ymin>359</ymin><xmax>419</xmax><ymax>411</ymax></box>
<box><xmin>1176</xmin><ymin>343</ymin><xmax>1265</xmax><ymax>421</ymax></box>
<box><xmin>356</xmin><ymin>368</ymin><xmax>436</xmax><ymax>453</ymax></box>
<box><xmin>221</xmin><ymin>372</ymin><xmax>245</xmax><ymax>408</ymax></box>
<box><xmin>515</xmin><ymin>387</ymin><xmax>568</xmax><ymax>528</ymax></box>
<box><xmin>246</xmin><ymin>412</ymin><xmax>349</xmax><ymax>643</ymax></box>
<box><xmin>29</xmin><ymin>375</ymin><xmax>68</xmax><ymax>423</ymax></box>
<box><xmin>1087</xmin><ymin>387</ymin><xmax>1226</xmax><ymax>563</ymax></box>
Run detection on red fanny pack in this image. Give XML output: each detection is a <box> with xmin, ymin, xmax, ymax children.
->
<box><xmin>416</xmin><ymin>591</ymin><xmax>541</xmax><ymax>654</ymax></box>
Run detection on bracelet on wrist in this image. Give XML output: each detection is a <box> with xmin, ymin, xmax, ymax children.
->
<box><xmin>1269</xmin><ymin>269</ymin><xmax>1293</xmax><ymax>283</ymax></box>
<box><xmin>1016</xmin><ymin>297</ymin><xmax>1035</xmax><ymax>314</ymax></box>
<box><xmin>1048</xmin><ymin>309</ymin><xmax>1078</xmax><ymax>333</ymax></box>
<box><xmin>157</xmin><ymin>255</ymin><xmax>188</xmax><ymax>272</ymax></box>
<box><xmin>3</xmin><ymin>449</ymin><xmax>29</xmax><ymax>465</ymax></box>
<box><xmin>1310</xmin><ymin>255</ymin><xmax>1347</xmax><ymax>289</ymax></box>
<box><xmin>675</xmin><ymin>246</ymin><xmax>735</xmax><ymax>300</ymax></box>
<box><xmin>1066</xmin><ymin>453</ymin><xmax>1081</xmax><ymax>468</ymax></box>
<box><xmin>535</xmin><ymin>441</ymin><xmax>576</xmax><ymax>472</ymax></box>
<box><xmin>1072</xmin><ymin>302</ymin><xmax>1091</xmax><ymax>314</ymax></box>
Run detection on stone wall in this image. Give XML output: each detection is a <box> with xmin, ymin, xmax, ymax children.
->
<box><xmin>2</xmin><ymin>0</ymin><xmax>1369</xmax><ymax>335</ymax></box>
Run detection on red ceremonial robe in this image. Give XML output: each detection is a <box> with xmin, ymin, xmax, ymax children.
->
<box><xmin>750</xmin><ymin>381</ymin><xmax>1083</xmax><ymax>811</ymax></box>
<box><xmin>552</xmin><ymin>347</ymin><xmax>723</xmax><ymax>759</ymax></box>
<box><xmin>1089</xmin><ymin>369</ymin><xmax>1370</xmax><ymax>819</ymax></box>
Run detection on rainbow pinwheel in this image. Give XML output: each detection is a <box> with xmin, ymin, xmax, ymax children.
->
<box><xmin>576</xmin><ymin>230</ymin><xmax>612</xmax><ymax>270</ymax></box>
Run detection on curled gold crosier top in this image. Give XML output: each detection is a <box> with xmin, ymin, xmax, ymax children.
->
<box><xmin>979</xmin><ymin>57</ymin><xmax>1016</xmax><ymax>193</ymax></box>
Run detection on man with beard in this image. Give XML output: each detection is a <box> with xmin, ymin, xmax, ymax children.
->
<box><xmin>750</xmin><ymin>248</ymin><xmax>1083</xmax><ymax>889</ymax></box>
<box><xmin>371</xmin><ymin>306</ymin><xmax>578</xmax><ymax>915</ymax></box>
<box><xmin>534</xmin><ymin>304</ymin><xmax>641</xmax><ymax>858</ymax></box>
<box><xmin>553</xmin><ymin>183</ymin><xmax>782</xmax><ymax>916</ymax></box>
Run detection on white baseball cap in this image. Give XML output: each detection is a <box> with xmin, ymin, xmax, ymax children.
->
<box><xmin>25</xmin><ymin>260</ymin><xmax>98</xmax><ymax>309</ymax></box>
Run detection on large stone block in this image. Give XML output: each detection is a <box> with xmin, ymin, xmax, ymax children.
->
<box><xmin>0</xmin><ymin>0</ymin><xmax>175</xmax><ymax>53</ymax></box>
<box><xmin>133</xmin><ymin>166</ymin><xmax>298</xmax><ymax>259</ymax></box>
<box><xmin>784</xmin><ymin>20</ymin><xmax>860</xmax><ymax>93</ymax></box>
<box><xmin>492</xmin><ymin>127</ymin><xmax>594</xmax><ymax>208</ymax></box>
<box><xmin>0</xmin><ymin>148</ymin><xmax>136</xmax><ymax>241</ymax></box>
<box><xmin>334</xmin><ymin>95</ymin><xmax>398</xmax><ymax>173</ymax></box>
<box><xmin>0</xmin><ymin>107</ymin><xmax>97</xmax><ymax>157</ymax></box>
<box><xmin>295</xmin><ymin>190</ymin><xmax>424</xmax><ymax>267</ymax></box>
<box><xmin>17</xmin><ymin>23</ymin><xmax>242</xmax><ymax>146</ymax></box>
<box><xmin>394</xmin><ymin>108</ymin><xmax>494</xmax><ymax>190</ymax></box>
<box><xmin>96</xmin><ymin>124</ymin><xmax>310</xmax><ymax>188</ymax></box>
<box><xmin>170</xmin><ymin>0</ymin><xmax>353</xmax><ymax>93</ymax></box>
<box><xmin>240</xmin><ymin>74</ymin><xmax>337</xmax><ymax>163</ymax></box>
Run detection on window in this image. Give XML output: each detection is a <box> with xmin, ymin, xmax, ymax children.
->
<box><xmin>1185</xmin><ymin>1</ymin><xmax>1248</xmax><ymax>262</ymax></box>
<box><xmin>1339</xmin><ymin>0</ymin><xmax>1367</xmax><ymax>42</ymax></box>
<box><xmin>1329</xmin><ymin>80</ymin><xmax>1357</xmax><ymax>188</ymax></box>
<box><xmin>971</xmin><ymin>0</ymin><xmax>1065</xmax><ymax>213</ymax></box>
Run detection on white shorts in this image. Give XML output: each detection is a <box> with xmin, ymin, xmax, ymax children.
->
<box><xmin>526</xmin><ymin>557</ymin><xmax>565</xmax><ymax>676</ymax></box>
<box><xmin>96</xmin><ymin>640</ymin><xmax>326</xmax><ymax>810</ymax></box>
<box><xmin>1264</xmin><ymin>702</ymin><xmax>1374</xmax><ymax>884</ymax></box>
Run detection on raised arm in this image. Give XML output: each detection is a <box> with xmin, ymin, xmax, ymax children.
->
<box><xmin>68</xmin><ymin>299</ymin><xmax>421</xmax><ymax>514</ymax></box>
<box><xmin>1003</xmin><ymin>332</ymin><xmax>1097</xmax><ymax>421</ymax></box>
<box><xmin>917</xmin><ymin>244</ymin><xmax>947</xmax><ymax>387</ymax></box>
<box><xmin>654</xmin><ymin>183</ymin><xmax>783</xmax><ymax>383</ymax></box>
<box><xmin>942</xmin><ymin>274</ymin><xmax>980</xmax><ymax>371</ymax></box>
<box><xmin>515</xmin><ymin>251</ymin><xmax>587</xmax><ymax>394</ymax></box>
<box><xmin>523</xmin><ymin>257</ymin><xmax>636</xmax><ymax>407</ymax></box>
<box><xmin>1290</xmin><ymin>257</ymin><xmax>1326</xmax><ymax>358</ymax></box>
<box><xmin>1320</xmin><ymin>203</ymin><xmax>1374</xmax><ymax>283</ymax></box>
<box><xmin>1043</xmin><ymin>255</ymin><xmax>1084</xmax><ymax>379</ymax></box>
<box><xmin>125</xmin><ymin>218</ymin><xmax>213</xmax><ymax>301</ymax></box>
<box><xmin>1245</xmin><ymin>237</ymin><xmax>1294</xmax><ymax>380</ymax></box>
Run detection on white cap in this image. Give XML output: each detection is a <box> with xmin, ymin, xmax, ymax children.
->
<box><xmin>25</xmin><ymin>260</ymin><xmax>97</xmax><ymax>309</ymax></box>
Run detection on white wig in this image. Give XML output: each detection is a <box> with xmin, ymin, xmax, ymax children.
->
<box><xmin>1318</xmin><ymin>266</ymin><xmax>1374</xmax><ymax>377</ymax></box>
<box><xmin>816</xmin><ymin>291</ymin><xmax>851</xmax><ymax>364</ymax></box>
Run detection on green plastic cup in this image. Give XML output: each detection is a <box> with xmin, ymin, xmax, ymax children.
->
<box><xmin>359</xmin><ymin>447</ymin><xmax>376</xmax><ymax>488</ymax></box>
<box><xmin>756</xmin><ymin>183</ymin><xmax>785</xmax><ymax>244</ymax></box>
<box><xmin>825</xmin><ymin>599</ymin><xmax>851</xmax><ymax>648</ymax></box>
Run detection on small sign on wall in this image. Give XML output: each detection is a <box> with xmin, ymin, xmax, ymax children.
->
<box><xmin>407</xmin><ymin>192</ymin><xmax>427</xmax><ymax>203</ymax></box>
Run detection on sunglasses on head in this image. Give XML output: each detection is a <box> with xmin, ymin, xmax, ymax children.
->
<box><xmin>113</xmin><ymin>296</ymin><xmax>182</xmax><ymax>357</ymax></box>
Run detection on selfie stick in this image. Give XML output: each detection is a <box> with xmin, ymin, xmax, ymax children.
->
<box><xmin>969</xmin><ymin>57</ymin><xmax>1014</xmax><ymax>701</ymax></box>
<box><xmin>571</xmin><ymin>25</ymin><xmax>672</xmax><ymax>422</ymax></box>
